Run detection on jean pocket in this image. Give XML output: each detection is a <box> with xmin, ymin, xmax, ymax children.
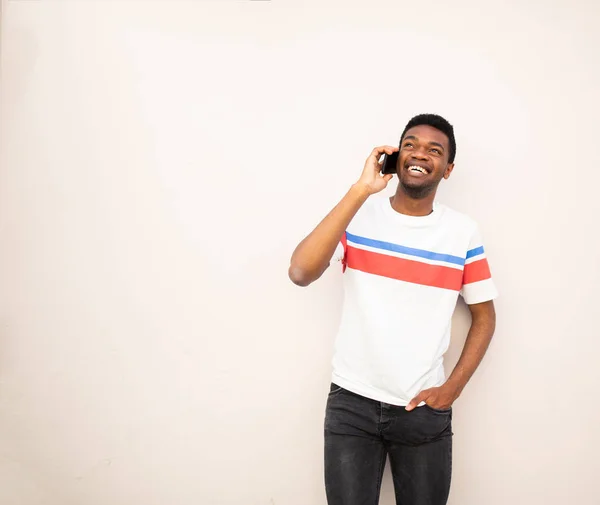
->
<box><xmin>423</xmin><ymin>404</ymin><xmax>452</xmax><ymax>414</ymax></box>
<box><xmin>329</xmin><ymin>383</ymin><xmax>344</xmax><ymax>395</ymax></box>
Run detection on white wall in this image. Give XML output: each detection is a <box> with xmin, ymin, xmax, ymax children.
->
<box><xmin>1</xmin><ymin>1</ymin><xmax>599</xmax><ymax>504</ymax></box>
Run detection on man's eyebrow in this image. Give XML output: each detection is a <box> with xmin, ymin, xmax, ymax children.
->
<box><xmin>403</xmin><ymin>135</ymin><xmax>445</xmax><ymax>150</ymax></box>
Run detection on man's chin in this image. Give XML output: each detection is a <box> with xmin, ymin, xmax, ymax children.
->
<box><xmin>399</xmin><ymin>179</ymin><xmax>436</xmax><ymax>199</ymax></box>
<box><xmin>400</xmin><ymin>178</ymin><xmax>431</xmax><ymax>190</ymax></box>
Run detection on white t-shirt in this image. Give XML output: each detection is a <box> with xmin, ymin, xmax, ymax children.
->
<box><xmin>330</xmin><ymin>195</ymin><xmax>498</xmax><ymax>406</ymax></box>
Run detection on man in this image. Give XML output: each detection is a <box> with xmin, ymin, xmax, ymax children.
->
<box><xmin>288</xmin><ymin>114</ymin><xmax>498</xmax><ymax>505</ymax></box>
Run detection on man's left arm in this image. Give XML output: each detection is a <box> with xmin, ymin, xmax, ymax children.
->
<box><xmin>405</xmin><ymin>300</ymin><xmax>496</xmax><ymax>411</ymax></box>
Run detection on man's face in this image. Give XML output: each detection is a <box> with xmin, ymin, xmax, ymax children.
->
<box><xmin>396</xmin><ymin>124</ymin><xmax>454</xmax><ymax>197</ymax></box>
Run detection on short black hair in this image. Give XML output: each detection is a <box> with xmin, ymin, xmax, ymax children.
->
<box><xmin>400</xmin><ymin>114</ymin><xmax>456</xmax><ymax>163</ymax></box>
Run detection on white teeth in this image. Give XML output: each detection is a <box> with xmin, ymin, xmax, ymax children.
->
<box><xmin>408</xmin><ymin>165</ymin><xmax>427</xmax><ymax>174</ymax></box>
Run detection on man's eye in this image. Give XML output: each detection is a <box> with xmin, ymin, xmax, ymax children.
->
<box><xmin>431</xmin><ymin>148</ymin><xmax>441</xmax><ymax>154</ymax></box>
<box><xmin>404</xmin><ymin>143</ymin><xmax>413</xmax><ymax>148</ymax></box>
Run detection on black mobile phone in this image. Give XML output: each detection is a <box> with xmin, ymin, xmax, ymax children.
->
<box><xmin>381</xmin><ymin>151</ymin><xmax>399</xmax><ymax>175</ymax></box>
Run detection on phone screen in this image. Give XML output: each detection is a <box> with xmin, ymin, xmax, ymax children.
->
<box><xmin>381</xmin><ymin>152</ymin><xmax>399</xmax><ymax>175</ymax></box>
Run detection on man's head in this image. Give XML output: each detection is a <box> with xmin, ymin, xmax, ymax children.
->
<box><xmin>396</xmin><ymin>114</ymin><xmax>456</xmax><ymax>199</ymax></box>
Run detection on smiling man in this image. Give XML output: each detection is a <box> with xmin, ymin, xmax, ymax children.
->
<box><xmin>288</xmin><ymin>114</ymin><xmax>498</xmax><ymax>505</ymax></box>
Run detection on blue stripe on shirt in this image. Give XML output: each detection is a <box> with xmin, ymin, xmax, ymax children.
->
<box><xmin>345</xmin><ymin>232</ymin><xmax>466</xmax><ymax>266</ymax></box>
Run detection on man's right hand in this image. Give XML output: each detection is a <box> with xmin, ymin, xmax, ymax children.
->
<box><xmin>356</xmin><ymin>145</ymin><xmax>399</xmax><ymax>195</ymax></box>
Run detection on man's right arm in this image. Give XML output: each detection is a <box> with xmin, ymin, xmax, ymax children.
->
<box><xmin>288</xmin><ymin>145</ymin><xmax>398</xmax><ymax>287</ymax></box>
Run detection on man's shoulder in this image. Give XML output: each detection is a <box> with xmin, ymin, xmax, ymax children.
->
<box><xmin>363</xmin><ymin>194</ymin><xmax>386</xmax><ymax>210</ymax></box>
<box><xmin>353</xmin><ymin>194</ymin><xmax>386</xmax><ymax>219</ymax></box>
<box><xmin>437</xmin><ymin>203</ymin><xmax>479</xmax><ymax>232</ymax></box>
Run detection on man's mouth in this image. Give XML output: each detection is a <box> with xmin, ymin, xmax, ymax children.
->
<box><xmin>406</xmin><ymin>164</ymin><xmax>430</xmax><ymax>175</ymax></box>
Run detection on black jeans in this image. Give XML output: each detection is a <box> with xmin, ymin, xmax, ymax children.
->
<box><xmin>324</xmin><ymin>384</ymin><xmax>453</xmax><ymax>505</ymax></box>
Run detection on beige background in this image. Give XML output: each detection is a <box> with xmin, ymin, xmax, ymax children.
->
<box><xmin>1</xmin><ymin>1</ymin><xmax>599</xmax><ymax>504</ymax></box>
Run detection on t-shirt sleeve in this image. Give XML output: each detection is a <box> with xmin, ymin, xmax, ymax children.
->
<box><xmin>460</xmin><ymin>225</ymin><xmax>498</xmax><ymax>305</ymax></box>
<box><xmin>330</xmin><ymin>232</ymin><xmax>348</xmax><ymax>271</ymax></box>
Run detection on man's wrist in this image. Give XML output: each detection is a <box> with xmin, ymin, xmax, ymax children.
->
<box><xmin>350</xmin><ymin>182</ymin><xmax>372</xmax><ymax>200</ymax></box>
<box><xmin>442</xmin><ymin>379</ymin><xmax>464</xmax><ymax>399</ymax></box>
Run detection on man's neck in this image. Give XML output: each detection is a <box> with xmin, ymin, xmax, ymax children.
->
<box><xmin>390</xmin><ymin>187</ymin><xmax>437</xmax><ymax>217</ymax></box>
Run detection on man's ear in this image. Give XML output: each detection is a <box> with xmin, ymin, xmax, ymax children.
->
<box><xmin>443</xmin><ymin>163</ymin><xmax>455</xmax><ymax>180</ymax></box>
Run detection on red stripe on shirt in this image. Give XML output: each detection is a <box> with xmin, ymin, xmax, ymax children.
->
<box><xmin>463</xmin><ymin>258</ymin><xmax>491</xmax><ymax>284</ymax></box>
<box><xmin>346</xmin><ymin>245</ymin><xmax>463</xmax><ymax>291</ymax></box>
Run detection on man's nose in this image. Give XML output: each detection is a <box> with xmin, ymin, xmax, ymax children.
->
<box><xmin>412</xmin><ymin>148</ymin><xmax>429</xmax><ymax>160</ymax></box>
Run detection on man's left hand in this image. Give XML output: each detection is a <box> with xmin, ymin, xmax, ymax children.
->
<box><xmin>405</xmin><ymin>384</ymin><xmax>459</xmax><ymax>412</ymax></box>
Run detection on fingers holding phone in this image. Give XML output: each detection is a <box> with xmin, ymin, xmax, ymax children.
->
<box><xmin>357</xmin><ymin>145</ymin><xmax>399</xmax><ymax>195</ymax></box>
